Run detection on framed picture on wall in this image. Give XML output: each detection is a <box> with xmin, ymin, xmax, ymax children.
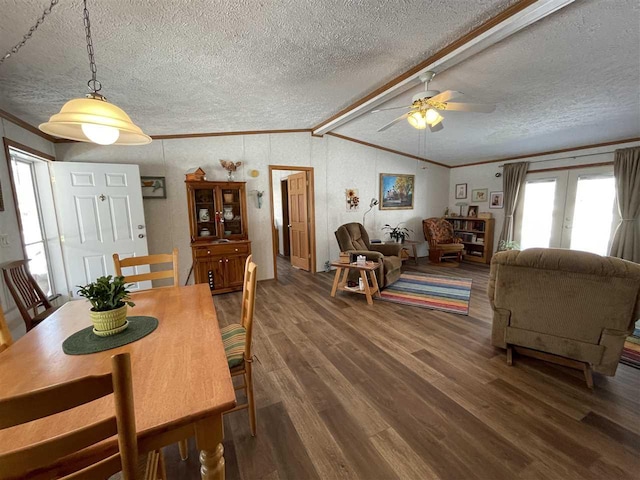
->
<box><xmin>490</xmin><ymin>191</ymin><xmax>504</xmax><ymax>209</ymax></box>
<box><xmin>379</xmin><ymin>173</ymin><xmax>414</xmax><ymax>210</ymax></box>
<box><xmin>455</xmin><ymin>183</ymin><xmax>467</xmax><ymax>199</ymax></box>
<box><xmin>0</xmin><ymin>180</ymin><xmax>4</xmax><ymax>211</ymax></box>
<box><xmin>141</xmin><ymin>176</ymin><xmax>167</xmax><ymax>199</ymax></box>
<box><xmin>472</xmin><ymin>188</ymin><xmax>488</xmax><ymax>202</ymax></box>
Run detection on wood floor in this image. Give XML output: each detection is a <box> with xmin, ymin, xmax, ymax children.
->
<box><xmin>164</xmin><ymin>257</ymin><xmax>640</xmax><ymax>480</ymax></box>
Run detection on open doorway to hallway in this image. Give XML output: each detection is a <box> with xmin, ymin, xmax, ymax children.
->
<box><xmin>269</xmin><ymin>166</ymin><xmax>316</xmax><ymax>281</ymax></box>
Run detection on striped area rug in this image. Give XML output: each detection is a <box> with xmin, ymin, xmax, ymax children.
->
<box><xmin>380</xmin><ymin>272</ymin><xmax>472</xmax><ymax>315</ymax></box>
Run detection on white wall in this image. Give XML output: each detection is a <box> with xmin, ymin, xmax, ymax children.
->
<box><xmin>448</xmin><ymin>140</ymin><xmax>640</xmax><ymax>252</ymax></box>
<box><xmin>56</xmin><ymin>132</ymin><xmax>450</xmax><ymax>281</ymax></box>
<box><xmin>0</xmin><ymin>120</ymin><xmax>56</xmax><ymax>338</ymax></box>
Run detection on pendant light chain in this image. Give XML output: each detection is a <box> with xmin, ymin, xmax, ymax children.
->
<box><xmin>0</xmin><ymin>0</ymin><xmax>60</xmax><ymax>66</ymax></box>
<box><xmin>83</xmin><ymin>0</ymin><xmax>101</xmax><ymax>94</ymax></box>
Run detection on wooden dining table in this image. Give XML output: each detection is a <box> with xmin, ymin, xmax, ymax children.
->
<box><xmin>0</xmin><ymin>284</ymin><xmax>236</xmax><ymax>479</ymax></box>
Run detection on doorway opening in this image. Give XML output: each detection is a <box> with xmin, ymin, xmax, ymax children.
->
<box><xmin>269</xmin><ymin>166</ymin><xmax>316</xmax><ymax>281</ymax></box>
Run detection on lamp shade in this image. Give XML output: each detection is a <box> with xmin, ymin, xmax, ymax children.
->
<box><xmin>39</xmin><ymin>97</ymin><xmax>151</xmax><ymax>145</ymax></box>
<box><xmin>407</xmin><ymin>111</ymin><xmax>427</xmax><ymax>130</ymax></box>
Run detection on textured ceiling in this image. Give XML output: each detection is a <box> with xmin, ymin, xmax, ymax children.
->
<box><xmin>0</xmin><ymin>0</ymin><xmax>515</xmax><ymax>136</ymax></box>
<box><xmin>335</xmin><ymin>0</ymin><xmax>640</xmax><ymax>165</ymax></box>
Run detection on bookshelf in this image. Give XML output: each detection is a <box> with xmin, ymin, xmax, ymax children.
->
<box><xmin>444</xmin><ymin>217</ymin><xmax>495</xmax><ymax>264</ymax></box>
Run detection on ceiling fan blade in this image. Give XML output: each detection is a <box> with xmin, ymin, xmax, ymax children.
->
<box><xmin>370</xmin><ymin>105</ymin><xmax>412</xmax><ymax>114</ymax></box>
<box><xmin>429</xmin><ymin>122</ymin><xmax>444</xmax><ymax>133</ymax></box>
<box><xmin>429</xmin><ymin>90</ymin><xmax>462</xmax><ymax>103</ymax></box>
<box><xmin>377</xmin><ymin>112</ymin><xmax>410</xmax><ymax>132</ymax></box>
<box><xmin>444</xmin><ymin>102</ymin><xmax>496</xmax><ymax>113</ymax></box>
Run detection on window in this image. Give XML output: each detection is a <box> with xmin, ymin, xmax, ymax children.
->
<box><xmin>9</xmin><ymin>152</ymin><xmax>53</xmax><ymax>296</ymax></box>
<box><xmin>520</xmin><ymin>179</ymin><xmax>557</xmax><ymax>250</ymax></box>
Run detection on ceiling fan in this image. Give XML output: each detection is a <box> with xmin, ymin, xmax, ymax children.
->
<box><xmin>372</xmin><ymin>71</ymin><xmax>496</xmax><ymax>133</ymax></box>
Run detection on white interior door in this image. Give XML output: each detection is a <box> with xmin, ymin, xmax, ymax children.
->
<box><xmin>51</xmin><ymin>162</ymin><xmax>151</xmax><ymax>295</ymax></box>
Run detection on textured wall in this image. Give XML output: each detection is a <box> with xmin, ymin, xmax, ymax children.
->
<box><xmin>56</xmin><ymin>133</ymin><xmax>450</xmax><ymax>282</ymax></box>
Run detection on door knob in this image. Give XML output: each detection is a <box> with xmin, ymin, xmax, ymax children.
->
<box><xmin>288</xmin><ymin>224</ymin><xmax>292</xmax><ymax>228</ymax></box>
<box><xmin>138</xmin><ymin>225</ymin><xmax>144</xmax><ymax>229</ymax></box>
<box><xmin>138</xmin><ymin>234</ymin><xmax>145</xmax><ymax>238</ymax></box>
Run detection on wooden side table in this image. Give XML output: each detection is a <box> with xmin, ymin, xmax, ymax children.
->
<box><xmin>384</xmin><ymin>240</ymin><xmax>422</xmax><ymax>265</ymax></box>
<box><xmin>330</xmin><ymin>261</ymin><xmax>380</xmax><ymax>305</ymax></box>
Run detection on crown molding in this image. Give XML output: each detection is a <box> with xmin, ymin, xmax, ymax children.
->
<box><xmin>0</xmin><ymin>109</ymin><xmax>58</xmax><ymax>143</ymax></box>
<box><xmin>326</xmin><ymin>132</ymin><xmax>449</xmax><ymax>168</ymax></box>
<box><xmin>451</xmin><ymin>137</ymin><xmax>640</xmax><ymax>168</ymax></box>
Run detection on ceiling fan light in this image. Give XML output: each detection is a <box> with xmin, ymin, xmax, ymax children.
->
<box><xmin>407</xmin><ymin>111</ymin><xmax>427</xmax><ymax>130</ymax></box>
<box><xmin>39</xmin><ymin>96</ymin><xmax>151</xmax><ymax>145</ymax></box>
<box><xmin>425</xmin><ymin>108</ymin><xmax>440</xmax><ymax>125</ymax></box>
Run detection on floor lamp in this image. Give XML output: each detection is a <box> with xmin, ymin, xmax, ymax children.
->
<box><xmin>362</xmin><ymin>198</ymin><xmax>379</xmax><ymax>227</ymax></box>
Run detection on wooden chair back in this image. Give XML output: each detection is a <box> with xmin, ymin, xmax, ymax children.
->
<box><xmin>240</xmin><ymin>255</ymin><xmax>257</xmax><ymax>359</ymax></box>
<box><xmin>113</xmin><ymin>248</ymin><xmax>179</xmax><ymax>286</ymax></box>
<box><xmin>0</xmin><ymin>308</ymin><xmax>13</xmax><ymax>353</ymax></box>
<box><xmin>1</xmin><ymin>260</ymin><xmax>52</xmax><ymax>332</ymax></box>
<box><xmin>0</xmin><ymin>353</ymin><xmax>138</xmax><ymax>479</ymax></box>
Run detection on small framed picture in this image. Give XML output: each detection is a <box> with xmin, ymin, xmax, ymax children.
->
<box><xmin>472</xmin><ymin>188</ymin><xmax>488</xmax><ymax>202</ymax></box>
<box><xmin>455</xmin><ymin>183</ymin><xmax>467</xmax><ymax>199</ymax></box>
<box><xmin>490</xmin><ymin>191</ymin><xmax>504</xmax><ymax>209</ymax></box>
<box><xmin>0</xmin><ymin>180</ymin><xmax>4</xmax><ymax>211</ymax></box>
<box><xmin>467</xmin><ymin>205</ymin><xmax>479</xmax><ymax>218</ymax></box>
<box><xmin>141</xmin><ymin>176</ymin><xmax>167</xmax><ymax>199</ymax></box>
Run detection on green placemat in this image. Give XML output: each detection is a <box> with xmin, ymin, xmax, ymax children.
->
<box><xmin>63</xmin><ymin>316</ymin><xmax>159</xmax><ymax>355</ymax></box>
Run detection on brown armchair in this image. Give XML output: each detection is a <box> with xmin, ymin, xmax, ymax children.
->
<box><xmin>423</xmin><ymin>217</ymin><xmax>464</xmax><ymax>263</ymax></box>
<box><xmin>488</xmin><ymin>248</ymin><xmax>640</xmax><ymax>388</ymax></box>
<box><xmin>334</xmin><ymin>223</ymin><xmax>402</xmax><ymax>288</ymax></box>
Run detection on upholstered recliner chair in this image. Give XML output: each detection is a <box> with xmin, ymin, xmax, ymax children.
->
<box><xmin>335</xmin><ymin>223</ymin><xmax>403</xmax><ymax>288</ymax></box>
<box><xmin>488</xmin><ymin>248</ymin><xmax>640</xmax><ymax>387</ymax></box>
<box><xmin>423</xmin><ymin>217</ymin><xmax>464</xmax><ymax>263</ymax></box>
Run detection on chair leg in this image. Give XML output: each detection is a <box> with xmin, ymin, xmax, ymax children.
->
<box><xmin>506</xmin><ymin>345</ymin><xmax>513</xmax><ymax>366</ymax></box>
<box><xmin>583</xmin><ymin>364</ymin><xmax>594</xmax><ymax>390</ymax></box>
<box><xmin>245</xmin><ymin>363</ymin><xmax>257</xmax><ymax>436</ymax></box>
<box><xmin>178</xmin><ymin>439</ymin><xmax>189</xmax><ymax>461</ymax></box>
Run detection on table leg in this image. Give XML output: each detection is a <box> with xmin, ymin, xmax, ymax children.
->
<box><xmin>369</xmin><ymin>270</ymin><xmax>381</xmax><ymax>298</ymax></box>
<box><xmin>330</xmin><ymin>267</ymin><xmax>343</xmax><ymax>297</ymax></box>
<box><xmin>412</xmin><ymin>244</ymin><xmax>419</xmax><ymax>265</ymax></box>
<box><xmin>195</xmin><ymin>414</ymin><xmax>225</xmax><ymax>480</ymax></box>
<box><xmin>360</xmin><ymin>270</ymin><xmax>374</xmax><ymax>305</ymax></box>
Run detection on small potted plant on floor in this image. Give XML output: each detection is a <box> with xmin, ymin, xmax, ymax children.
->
<box><xmin>383</xmin><ymin>223</ymin><xmax>413</xmax><ymax>243</ymax></box>
<box><xmin>77</xmin><ymin>275</ymin><xmax>135</xmax><ymax>337</ymax></box>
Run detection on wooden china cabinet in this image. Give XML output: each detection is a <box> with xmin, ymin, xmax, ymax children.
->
<box><xmin>186</xmin><ymin>179</ymin><xmax>251</xmax><ymax>295</ymax></box>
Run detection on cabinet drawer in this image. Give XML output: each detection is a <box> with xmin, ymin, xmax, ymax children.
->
<box><xmin>194</xmin><ymin>243</ymin><xmax>249</xmax><ymax>258</ymax></box>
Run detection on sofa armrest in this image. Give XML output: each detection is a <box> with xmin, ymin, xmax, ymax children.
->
<box><xmin>370</xmin><ymin>243</ymin><xmax>403</xmax><ymax>257</ymax></box>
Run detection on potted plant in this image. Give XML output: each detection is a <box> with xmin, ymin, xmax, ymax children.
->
<box><xmin>77</xmin><ymin>275</ymin><xmax>135</xmax><ymax>337</ymax></box>
<box><xmin>383</xmin><ymin>223</ymin><xmax>413</xmax><ymax>243</ymax></box>
<box><xmin>498</xmin><ymin>240</ymin><xmax>521</xmax><ymax>251</ymax></box>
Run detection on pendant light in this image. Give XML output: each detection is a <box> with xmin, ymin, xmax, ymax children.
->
<box><xmin>39</xmin><ymin>0</ymin><xmax>151</xmax><ymax>145</ymax></box>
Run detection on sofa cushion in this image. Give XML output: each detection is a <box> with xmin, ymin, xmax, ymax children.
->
<box><xmin>221</xmin><ymin>323</ymin><xmax>246</xmax><ymax>368</ymax></box>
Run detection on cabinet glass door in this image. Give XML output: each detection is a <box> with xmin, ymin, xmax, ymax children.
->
<box><xmin>193</xmin><ymin>188</ymin><xmax>218</xmax><ymax>240</ymax></box>
<box><xmin>220</xmin><ymin>187</ymin><xmax>244</xmax><ymax>237</ymax></box>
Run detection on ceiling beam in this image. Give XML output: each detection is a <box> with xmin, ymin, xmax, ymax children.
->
<box><xmin>311</xmin><ymin>0</ymin><xmax>575</xmax><ymax>136</ymax></box>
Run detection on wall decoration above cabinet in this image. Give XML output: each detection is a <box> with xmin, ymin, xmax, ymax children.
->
<box><xmin>185</xmin><ymin>176</ymin><xmax>251</xmax><ymax>295</ymax></box>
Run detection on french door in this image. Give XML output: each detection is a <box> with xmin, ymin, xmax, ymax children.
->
<box><xmin>516</xmin><ymin>165</ymin><xmax>618</xmax><ymax>256</ymax></box>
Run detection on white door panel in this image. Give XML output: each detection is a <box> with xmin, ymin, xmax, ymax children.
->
<box><xmin>51</xmin><ymin>162</ymin><xmax>151</xmax><ymax>295</ymax></box>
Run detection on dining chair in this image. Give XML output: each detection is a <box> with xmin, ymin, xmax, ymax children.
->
<box><xmin>0</xmin><ymin>308</ymin><xmax>13</xmax><ymax>353</ymax></box>
<box><xmin>1</xmin><ymin>259</ymin><xmax>59</xmax><ymax>332</ymax></box>
<box><xmin>177</xmin><ymin>255</ymin><xmax>258</xmax><ymax>460</ymax></box>
<box><xmin>0</xmin><ymin>352</ymin><xmax>165</xmax><ymax>480</ymax></box>
<box><xmin>113</xmin><ymin>248</ymin><xmax>179</xmax><ymax>286</ymax></box>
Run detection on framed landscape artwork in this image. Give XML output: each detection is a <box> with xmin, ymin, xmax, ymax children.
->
<box><xmin>380</xmin><ymin>173</ymin><xmax>414</xmax><ymax>210</ymax></box>
<box><xmin>472</xmin><ymin>188</ymin><xmax>488</xmax><ymax>202</ymax></box>
<box><xmin>490</xmin><ymin>191</ymin><xmax>504</xmax><ymax>209</ymax></box>
<box><xmin>455</xmin><ymin>183</ymin><xmax>467</xmax><ymax>199</ymax></box>
<box><xmin>141</xmin><ymin>176</ymin><xmax>167</xmax><ymax>199</ymax></box>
